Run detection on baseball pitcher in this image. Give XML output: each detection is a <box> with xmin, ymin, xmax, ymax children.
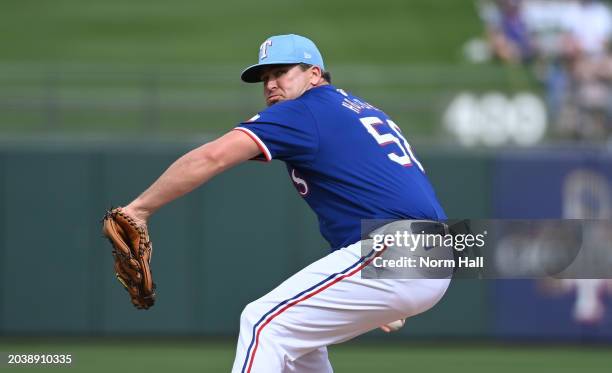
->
<box><xmin>105</xmin><ymin>34</ymin><xmax>451</xmax><ymax>372</ymax></box>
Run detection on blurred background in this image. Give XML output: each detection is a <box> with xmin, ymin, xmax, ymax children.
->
<box><xmin>1</xmin><ymin>0</ymin><xmax>611</xmax><ymax>372</ymax></box>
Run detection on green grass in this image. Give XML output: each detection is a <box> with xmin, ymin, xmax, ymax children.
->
<box><xmin>1</xmin><ymin>0</ymin><xmax>480</xmax><ymax>65</ymax></box>
<box><xmin>0</xmin><ymin>63</ymin><xmax>536</xmax><ymax>136</ymax></box>
<box><xmin>0</xmin><ymin>0</ymin><xmax>541</xmax><ymax>136</ymax></box>
<box><xmin>1</xmin><ymin>339</ymin><xmax>610</xmax><ymax>373</ymax></box>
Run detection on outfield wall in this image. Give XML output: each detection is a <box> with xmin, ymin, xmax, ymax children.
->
<box><xmin>0</xmin><ymin>140</ymin><xmax>610</xmax><ymax>340</ymax></box>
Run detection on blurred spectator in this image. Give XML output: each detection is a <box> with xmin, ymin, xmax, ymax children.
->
<box><xmin>521</xmin><ymin>0</ymin><xmax>578</xmax><ymax>58</ymax></box>
<box><xmin>571</xmin><ymin>47</ymin><xmax>612</xmax><ymax>138</ymax></box>
<box><xmin>480</xmin><ymin>0</ymin><xmax>534</xmax><ymax>64</ymax></box>
<box><xmin>566</xmin><ymin>0</ymin><xmax>612</xmax><ymax>139</ymax></box>
<box><xmin>566</xmin><ymin>0</ymin><xmax>612</xmax><ymax>58</ymax></box>
<box><xmin>523</xmin><ymin>0</ymin><xmax>581</xmax><ymax>137</ymax></box>
<box><xmin>478</xmin><ymin>0</ymin><xmax>612</xmax><ymax>141</ymax></box>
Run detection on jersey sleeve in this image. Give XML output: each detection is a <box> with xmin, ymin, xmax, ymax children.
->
<box><xmin>234</xmin><ymin>100</ymin><xmax>319</xmax><ymax>163</ymax></box>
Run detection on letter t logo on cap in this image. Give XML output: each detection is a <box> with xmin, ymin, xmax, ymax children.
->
<box><xmin>259</xmin><ymin>40</ymin><xmax>272</xmax><ymax>60</ymax></box>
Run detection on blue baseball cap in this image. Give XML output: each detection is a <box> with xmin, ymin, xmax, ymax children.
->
<box><xmin>241</xmin><ymin>34</ymin><xmax>325</xmax><ymax>83</ymax></box>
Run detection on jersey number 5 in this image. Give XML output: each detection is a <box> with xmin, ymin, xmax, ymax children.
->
<box><xmin>359</xmin><ymin>116</ymin><xmax>424</xmax><ymax>171</ymax></box>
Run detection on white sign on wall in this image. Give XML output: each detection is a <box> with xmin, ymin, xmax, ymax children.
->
<box><xmin>444</xmin><ymin>92</ymin><xmax>547</xmax><ymax>147</ymax></box>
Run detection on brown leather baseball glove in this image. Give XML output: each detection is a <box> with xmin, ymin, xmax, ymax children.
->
<box><xmin>102</xmin><ymin>207</ymin><xmax>156</xmax><ymax>309</ymax></box>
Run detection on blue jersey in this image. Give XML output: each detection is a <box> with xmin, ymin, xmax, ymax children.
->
<box><xmin>235</xmin><ymin>85</ymin><xmax>446</xmax><ymax>250</ymax></box>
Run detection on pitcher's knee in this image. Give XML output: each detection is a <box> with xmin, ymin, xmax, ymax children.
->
<box><xmin>239</xmin><ymin>301</ymin><xmax>261</xmax><ymax>330</ymax></box>
<box><xmin>239</xmin><ymin>300</ymin><xmax>290</xmax><ymax>348</ymax></box>
<box><xmin>240</xmin><ymin>299</ymin><xmax>282</xmax><ymax>334</ymax></box>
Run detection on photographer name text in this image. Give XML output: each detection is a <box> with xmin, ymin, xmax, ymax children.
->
<box><xmin>373</xmin><ymin>256</ymin><xmax>484</xmax><ymax>269</ymax></box>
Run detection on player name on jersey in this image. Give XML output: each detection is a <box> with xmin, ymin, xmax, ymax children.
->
<box><xmin>340</xmin><ymin>95</ymin><xmax>380</xmax><ymax>114</ymax></box>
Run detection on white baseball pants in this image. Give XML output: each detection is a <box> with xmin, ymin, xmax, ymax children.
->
<box><xmin>231</xmin><ymin>239</ymin><xmax>451</xmax><ymax>373</ymax></box>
